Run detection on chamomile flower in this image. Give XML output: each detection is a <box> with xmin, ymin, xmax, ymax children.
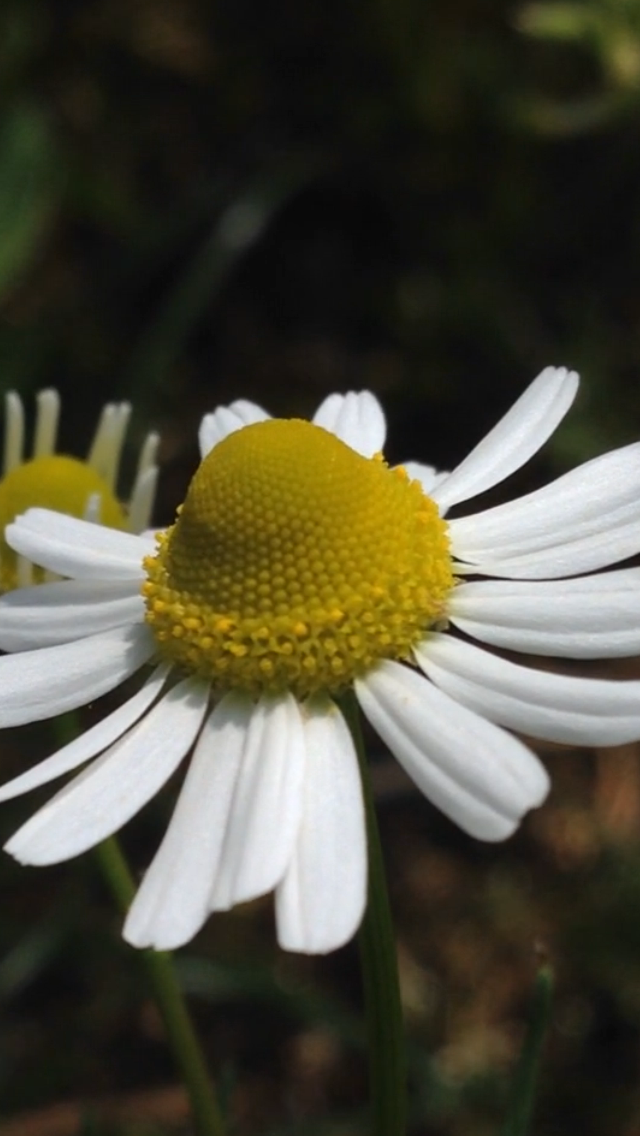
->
<box><xmin>0</xmin><ymin>388</ymin><xmax>159</xmax><ymax>590</ymax></box>
<box><xmin>1</xmin><ymin>368</ymin><xmax>640</xmax><ymax>954</ymax></box>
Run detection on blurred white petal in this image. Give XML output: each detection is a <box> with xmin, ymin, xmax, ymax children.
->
<box><xmin>402</xmin><ymin>461</ymin><xmax>450</xmax><ymax>499</ymax></box>
<box><xmin>199</xmin><ymin>400</ymin><xmax>270</xmax><ymax>457</ymax></box>
<box><xmin>312</xmin><ymin>391</ymin><xmax>386</xmax><ymax>456</ymax></box>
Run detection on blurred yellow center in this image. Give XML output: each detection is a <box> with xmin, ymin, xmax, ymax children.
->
<box><xmin>143</xmin><ymin>419</ymin><xmax>454</xmax><ymax>696</ymax></box>
<box><xmin>0</xmin><ymin>455</ymin><xmax>126</xmax><ymax>592</ymax></box>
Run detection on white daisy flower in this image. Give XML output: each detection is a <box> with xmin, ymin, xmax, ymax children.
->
<box><xmin>0</xmin><ymin>388</ymin><xmax>159</xmax><ymax>590</ymax></box>
<box><xmin>0</xmin><ymin>368</ymin><xmax>639</xmax><ymax>955</ymax></box>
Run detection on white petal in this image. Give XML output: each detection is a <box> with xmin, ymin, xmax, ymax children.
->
<box><xmin>128</xmin><ymin>466</ymin><xmax>159</xmax><ymax>535</ymax></box>
<box><xmin>6</xmin><ymin>676</ymin><xmax>209</xmax><ymax>865</ymax></box>
<box><xmin>356</xmin><ymin>661</ymin><xmax>548</xmax><ymax>841</ymax></box>
<box><xmin>16</xmin><ymin>555</ymin><xmax>34</xmax><ymax>588</ymax></box>
<box><xmin>0</xmin><ymin>664</ymin><xmax>171</xmax><ymax>802</ymax></box>
<box><xmin>82</xmin><ymin>493</ymin><xmax>102</xmax><ymax>524</ymax></box>
<box><xmin>4</xmin><ymin>390</ymin><xmax>24</xmax><ymax>473</ymax></box>
<box><xmin>0</xmin><ymin>578</ymin><xmax>144</xmax><ymax>652</ymax></box>
<box><xmin>135</xmin><ymin>431</ymin><xmax>160</xmax><ymax>480</ymax></box>
<box><xmin>6</xmin><ymin>509</ymin><xmax>154</xmax><ymax>580</ymax></box>
<box><xmin>402</xmin><ymin>461</ymin><xmax>450</xmax><ymax>499</ymax></box>
<box><xmin>432</xmin><ymin>367</ymin><xmax>579</xmax><ymax>513</ymax></box>
<box><xmin>418</xmin><ymin>633</ymin><xmax>640</xmax><ymax>746</ymax></box>
<box><xmin>124</xmin><ymin>693</ymin><xmax>251</xmax><ymax>950</ymax></box>
<box><xmin>0</xmin><ymin>624</ymin><xmax>155</xmax><ymax>727</ymax></box>
<box><xmin>87</xmin><ymin>402</ymin><xmax>131</xmax><ymax>489</ymax></box>
<box><xmin>449</xmin><ymin>571</ymin><xmax>640</xmax><ymax>657</ymax></box>
<box><xmin>198</xmin><ymin>400</ymin><xmax>270</xmax><ymax>458</ymax></box>
<box><xmin>449</xmin><ymin>440</ymin><xmax>640</xmax><ymax>572</ymax></box>
<box><xmin>210</xmin><ymin>692</ymin><xmax>306</xmax><ymax>910</ymax></box>
<box><xmin>33</xmin><ymin>389</ymin><xmax>60</xmax><ymax>458</ymax></box>
<box><xmin>453</xmin><ymin>521</ymin><xmax>640</xmax><ymax>580</ymax></box>
<box><xmin>312</xmin><ymin>391</ymin><xmax>386</xmax><ymax>457</ymax></box>
<box><xmin>276</xmin><ymin>697</ymin><xmax>367</xmax><ymax>954</ymax></box>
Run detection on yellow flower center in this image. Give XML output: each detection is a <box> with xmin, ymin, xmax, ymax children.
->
<box><xmin>143</xmin><ymin>419</ymin><xmax>454</xmax><ymax>697</ymax></box>
<box><xmin>0</xmin><ymin>455</ymin><xmax>126</xmax><ymax>591</ymax></box>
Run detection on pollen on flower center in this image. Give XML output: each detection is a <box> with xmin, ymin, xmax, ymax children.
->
<box><xmin>0</xmin><ymin>454</ymin><xmax>126</xmax><ymax>592</ymax></box>
<box><xmin>143</xmin><ymin>419</ymin><xmax>454</xmax><ymax>696</ymax></box>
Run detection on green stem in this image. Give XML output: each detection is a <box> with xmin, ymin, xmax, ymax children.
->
<box><xmin>54</xmin><ymin>715</ymin><xmax>225</xmax><ymax>1136</ymax></box>
<box><xmin>95</xmin><ymin>838</ymin><xmax>226</xmax><ymax>1136</ymax></box>
<box><xmin>501</xmin><ymin>964</ymin><xmax>554</xmax><ymax>1136</ymax></box>
<box><xmin>341</xmin><ymin>692</ymin><xmax>407</xmax><ymax>1136</ymax></box>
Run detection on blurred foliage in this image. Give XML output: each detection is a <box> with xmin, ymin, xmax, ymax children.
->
<box><xmin>0</xmin><ymin>0</ymin><xmax>639</xmax><ymax>472</ymax></box>
<box><xmin>2</xmin><ymin>0</ymin><xmax>640</xmax><ymax>1133</ymax></box>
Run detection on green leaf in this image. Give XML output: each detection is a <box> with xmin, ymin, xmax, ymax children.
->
<box><xmin>501</xmin><ymin>964</ymin><xmax>554</xmax><ymax>1136</ymax></box>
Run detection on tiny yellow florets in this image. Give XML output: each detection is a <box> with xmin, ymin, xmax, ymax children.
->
<box><xmin>0</xmin><ymin>455</ymin><xmax>126</xmax><ymax>591</ymax></box>
<box><xmin>143</xmin><ymin>419</ymin><xmax>454</xmax><ymax>697</ymax></box>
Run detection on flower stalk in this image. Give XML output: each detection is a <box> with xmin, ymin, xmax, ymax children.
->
<box><xmin>55</xmin><ymin>713</ymin><xmax>225</xmax><ymax>1136</ymax></box>
<box><xmin>95</xmin><ymin>837</ymin><xmax>226</xmax><ymax>1136</ymax></box>
<box><xmin>342</xmin><ymin>691</ymin><xmax>407</xmax><ymax>1136</ymax></box>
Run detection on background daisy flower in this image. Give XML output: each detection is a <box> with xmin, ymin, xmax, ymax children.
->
<box><xmin>0</xmin><ymin>367</ymin><xmax>639</xmax><ymax>955</ymax></box>
<box><xmin>0</xmin><ymin>388</ymin><xmax>159</xmax><ymax>590</ymax></box>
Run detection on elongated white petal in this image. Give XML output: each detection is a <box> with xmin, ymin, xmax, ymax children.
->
<box><xmin>87</xmin><ymin>402</ymin><xmax>132</xmax><ymax>489</ymax></box>
<box><xmin>417</xmin><ymin>634</ymin><xmax>640</xmax><ymax>746</ymax></box>
<box><xmin>16</xmin><ymin>555</ymin><xmax>33</xmax><ymax>588</ymax></box>
<box><xmin>0</xmin><ymin>624</ymin><xmax>155</xmax><ymax>727</ymax></box>
<box><xmin>210</xmin><ymin>692</ymin><xmax>306</xmax><ymax>910</ymax></box>
<box><xmin>449</xmin><ymin>439</ymin><xmax>640</xmax><ymax>564</ymax></box>
<box><xmin>124</xmin><ymin>692</ymin><xmax>252</xmax><ymax>949</ymax></box>
<box><xmin>0</xmin><ymin>664</ymin><xmax>170</xmax><ymax>802</ymax></box>
<box><xmin>82</xmin><ymin>493</ymin><xmax>102</xmax><ymax>525</ymax></box>
<box><xmin>459</xmin><ymin>493</ymin><xmax>640</xmax><ymax>559</ymax></box>
<box><xmin>453</xmin><ymin>519</ymin><xmax>640</xmax><ymax>580</ymax></box>
<box><xmin>312</xmin><ymin>391</ymin><xmax>386</xmax><ymax>457</ymax></box>
<box><xmin>276</xmin><ymin>698</ymin><xmax>367</xmax><ymax>953</ymax></box>
<box><xmin>0</xmin><ymin>578</ymin><xmax>144</xmax><ymax>652</ymax></box>
<box><xmin>432</xmin><ymin>368</ymin><xmax>578</xmax><ymax>512</ymax></box>
<box><xmin>4</xmin><ymin>391</ymin><xmax>24</xmax><ymax>473</ymax></box>
<box><xmin>198</xmin><ymin>400</ymin><xmax>270</xmax><ymax>458</ymax></box>
<box><xmin>6</xmin><ymin>677</ymin><xmax>209</xmax><ymax>865</ymax></box>
<box><xmin>128</xmin><ymin>466</ymin><xmax>159</xmax><ymax>534</ymax></box>
<box><xmin>6</xmin><ymin>509</ymin><xmax>154</xmax><ymax>581</ymax></box>
<box><xmin>135</xmin><ymin>431</ymin><xmax>160</xmax><ymax>480</ymax></box>
<box><xmin>356</xmin><ymin>661</ymin><xmax>548</xmax><ymax>841</ymax></box>
<box><xmin>449</xmin><ymin>571</ymin><xmax>640</xmax><ymax>657</ymax></box>
<box><xmin>33</xmin><ymin>389</ymin><xmax>60</xmax><ymax>457</ymax></box>
<box><xmin>432</xmin><ymin>367</ymin><xmax>578</xmax><ymax>513</ymax></box>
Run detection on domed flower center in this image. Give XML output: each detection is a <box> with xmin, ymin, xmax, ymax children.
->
<box><xmin>0</xmin><ymin>455</ymin><xmax>127</xmax><ymax>592</ymax></box>
<box><xmin>143</xmin><ymin>419</ymin><xmax>454</xmax><ymax>697</ymax></box>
